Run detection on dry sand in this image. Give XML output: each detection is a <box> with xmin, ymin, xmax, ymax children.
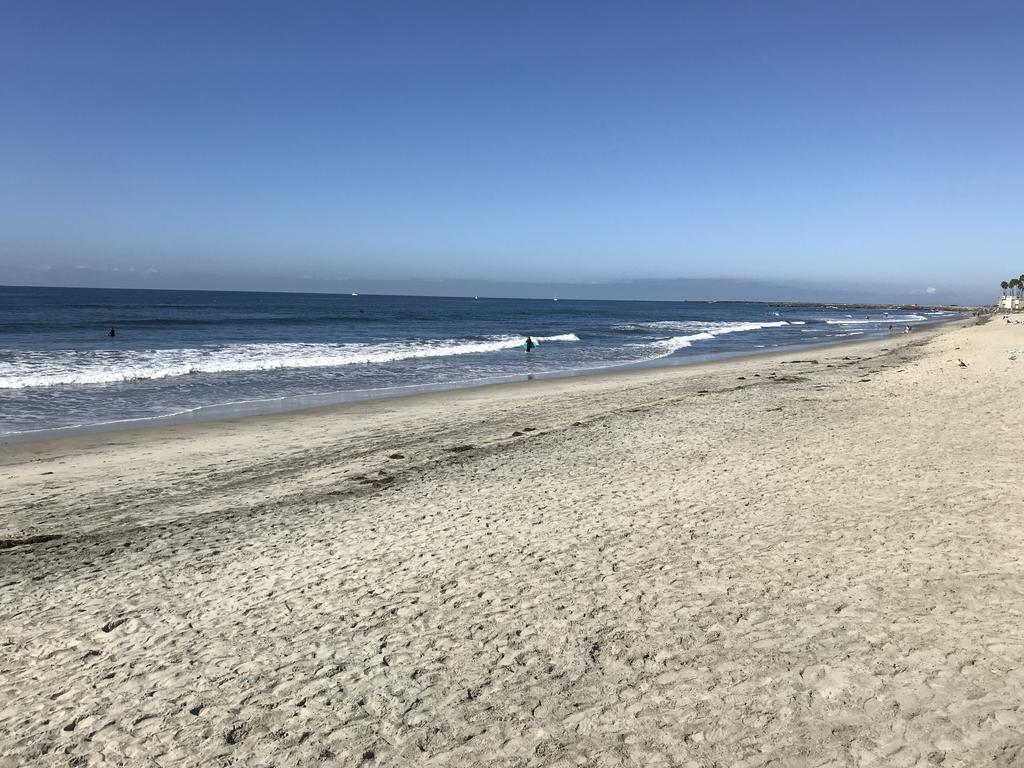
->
<box><xmin>2</xmin><ymin>317</ymin><xmax>1023</xmax><ymax>767</ymax></box>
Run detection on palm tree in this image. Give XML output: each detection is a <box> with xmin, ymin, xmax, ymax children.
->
<box><xmin>1002</xmin><ymin>280</ymin><xmax>1010</xmax><ymax>296</ymax></box>
<box><xmin>1019</xmin><ymin>274</ymin><xmax>1024</xmax><ymax>297</ymax></box>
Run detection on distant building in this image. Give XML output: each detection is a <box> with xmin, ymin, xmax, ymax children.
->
<box><xmin>998</xmin><ymin>295</ymin><xmax>1021</xmax><ymax>311</ymax></box>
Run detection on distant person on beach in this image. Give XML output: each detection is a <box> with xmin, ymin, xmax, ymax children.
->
<box><xmin>888</xmin><ymin>324</ymin><xmax>894</xmax><ymax>334</ymax></box>
<box><xmin>525</xmin><ymin>336</ymin><xmax>535</xmax><ymax>352</ymax></box>
<box><xmin>108</xmin><ymin>327</ymin><xmax>116</xmax><ymax>337</ymax></box>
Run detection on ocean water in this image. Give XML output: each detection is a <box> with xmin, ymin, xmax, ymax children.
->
<box><xmin>0</xmin><ymin>286</ymin><xmax>963</xmax><ymax>439</ymax></box>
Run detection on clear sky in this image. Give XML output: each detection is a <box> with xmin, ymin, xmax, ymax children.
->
<box><xmin>1</xmin><ymin>1</ymin><xmax>1021</xmax><ymax>302</ymax></box>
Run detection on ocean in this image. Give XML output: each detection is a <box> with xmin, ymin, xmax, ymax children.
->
<box><xmin>0</xmin><ymin>286</ymin><xmax>963</xmax><ymax>440</ymax></box>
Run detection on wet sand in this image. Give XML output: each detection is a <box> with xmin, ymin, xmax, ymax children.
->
<box><xmin>3</xmin><ymin>317</ymin><xmax>1024</xmax><ymax>767</ymax></box>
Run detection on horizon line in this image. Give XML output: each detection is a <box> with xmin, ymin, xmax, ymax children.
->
<box><xmin>0</xmin><ymin>283</ymin><xmax>984</xmax><ymax>309</ymax></box>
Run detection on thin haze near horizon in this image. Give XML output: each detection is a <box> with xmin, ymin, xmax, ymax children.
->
<box><xmin>1</xmin><ymin>1</ymin><xmax>1021</xmax><ymax>304</ymax></box>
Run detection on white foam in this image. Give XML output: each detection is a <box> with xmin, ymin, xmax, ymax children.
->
<box><xmin>633</xmin><ymin>320</ymin><xmax>796</xmax><ymax>359</ymax></box>
<box><xmin>537</xmin><ymin>333</ymin><xmax>580</xmax><ymax>342</ymax></box>
<box><xmin>615</xmin><ymin>320</ymin><xmax>793</xmax><ymax>333</ymax></box>
<box><xmin>825</xmin><ymin>314</ymin><xmax>926</xmax><ymax>325</ymax></box>
<box><xmin>647</xmin><ymin>332</ymin><xmax>718</xmax><ymax>353</ymax></box>
<box><xmin>0</xmin><ymin>333</ymin><xmax>580</xmax><ymax>390</ymax></box>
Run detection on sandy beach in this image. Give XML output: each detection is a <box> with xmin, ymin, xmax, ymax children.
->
<box><xmin>2</xmin><ymin>317</ymin><xmax>1023</xmax><ymax>767</ymax></box>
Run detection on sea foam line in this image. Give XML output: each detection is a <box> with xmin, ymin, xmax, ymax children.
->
<box><xmin>0</xmin><ymin>333</ymin><xmax>581</xmax><ymax>390</ymax></box>
<box><xmin>824</xmin><ymin>314</ymin><xmax>926</xmax><ymax>325</ymax></box>
<box><xmin>637</xmin><ymin>321</ymin><xmax>796</xmax><ymax>357</ymax></box>
<box><xmin>615</xmin><ymin>320</ymin><xmax>794</xmax><ymax>333</ymax></box>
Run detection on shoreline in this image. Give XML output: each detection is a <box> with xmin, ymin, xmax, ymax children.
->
<box><xmin>3</xmin><ymin>314</ymin><xmax>1023</xmax><ymax>765</ymax></box>
<box><xmin>0</xmin><ymin>318</ymin><xmax>966</xmax><ymax>447</ymax></box>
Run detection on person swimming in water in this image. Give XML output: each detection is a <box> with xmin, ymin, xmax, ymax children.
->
<box><xmin>108</xmin><ymin>327</ymin><xmax>116</xmax><ymax>337</ymax></box>
<box><xmin>525</xmin><ymin>336</ymin><xmax>535</xmax><ymax>352</ymax></box>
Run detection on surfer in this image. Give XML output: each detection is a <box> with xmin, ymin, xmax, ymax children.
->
<box><xmin>525</xmin><ymin>336</ymin><xmax>535</xmax><ymax>352</ymax></box>
<box><xmin>108</xmin><ymin>327</ymin><xmax>116</xmax><ymax>337</ymax></box>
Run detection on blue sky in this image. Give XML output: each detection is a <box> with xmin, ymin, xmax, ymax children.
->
<box><xmin>1</xmin><ymin>1</ymin><xmax>1021</xmax><ymax>301</ymax></box>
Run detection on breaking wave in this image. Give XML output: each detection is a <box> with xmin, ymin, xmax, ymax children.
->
<box><xmin>0</xmin><ymin>333</ymin><xmax>581</xmax><ymax>390</ymax></box>
<box><xmin>614</xmin><ymin>320</ymin><xmax>795</xmax><ymax>333</ymax></box>
<box><xmin>824</xmin><ymin>314</ymin><xmax>926</xmax><ymax>325</ymax></box>
<box><xmin>630</xmin><ymin>320</ymin><xmax>800</xmax><ymax>358</ymax></box>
